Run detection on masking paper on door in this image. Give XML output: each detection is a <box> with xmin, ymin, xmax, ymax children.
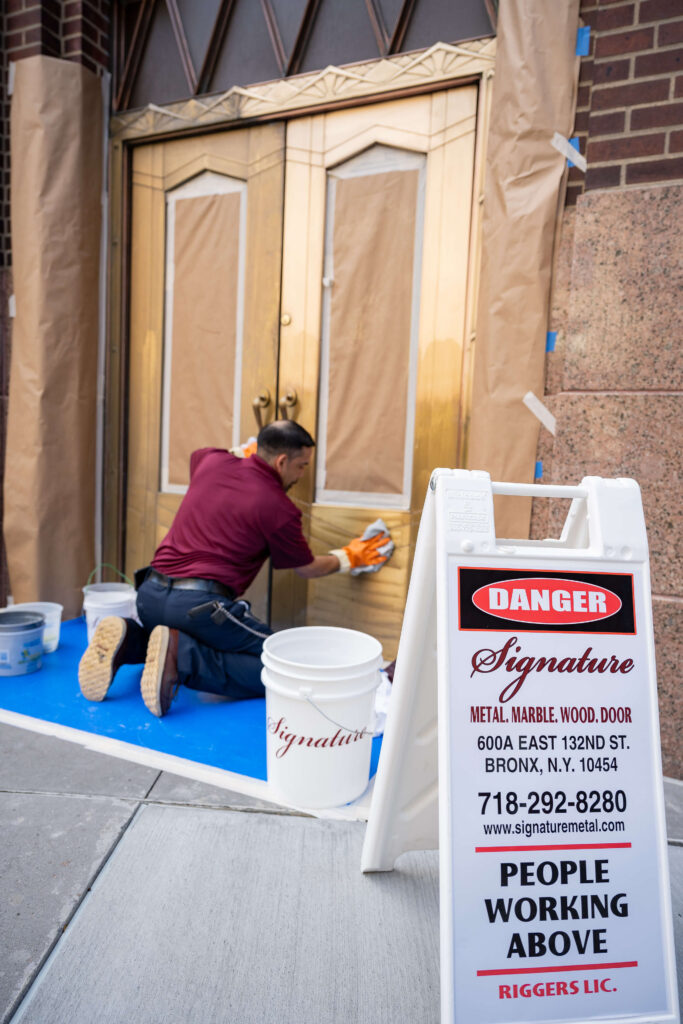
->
<box><xmin>324</xmin><ymin>170</ymin><xmax>418</xmax><ymax>496</ymax></box>
<box><xmin>168</xmin><ymin>191</ymin><xmax>241</xmax><ymax>486</ymax></box>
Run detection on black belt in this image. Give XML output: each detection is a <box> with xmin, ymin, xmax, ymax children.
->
<box><xmin>147</xmin><ymin>569</ymin><xmax>236</xmax><ymax>601</ymax></box>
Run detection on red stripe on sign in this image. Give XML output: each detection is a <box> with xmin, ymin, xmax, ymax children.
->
<box><xmin>475</xmin><ymin>842</ymin><xmax>632</xmax><ymax>853</ymax></box>
<box><xmin>477</xmin><ymin>961</ymin><xmax>638</xmax><ymax>977</ymax></box>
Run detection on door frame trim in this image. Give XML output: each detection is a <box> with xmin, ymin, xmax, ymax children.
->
<box><xmin>111</xmin><ymin>39</ymin><xmax>495</xmax><ymax>142</ymax></box>
<box><xmin>104</xmin><ymin>40</ymin><xmax>496</xmax><ymax>571</ymax></box>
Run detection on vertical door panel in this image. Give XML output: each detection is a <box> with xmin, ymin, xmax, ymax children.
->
<box><xmin>126</xmin><ymin>124</ymin><xmax>285</xmax><ymax>618</ymax></box>
<box><xmin>273</xmin><ymin>89</ymin><xmax>478</xmax><ymax>657</ymax></box>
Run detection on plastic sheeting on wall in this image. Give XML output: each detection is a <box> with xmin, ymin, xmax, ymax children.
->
<box><xmin>4</xmin><ymin>57</ymin><xmax>102</xmax><ymax>618</ymax></box>
<box><xmin>467</xmin><ymin>0</ymin><xmax>580</xmax><ymax>538</ymax></box>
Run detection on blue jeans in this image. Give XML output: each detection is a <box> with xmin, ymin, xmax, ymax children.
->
<box><xmin>122</xmin><ymin>575</ymin><xmax>272</xmax><ymax>699</ymax></box>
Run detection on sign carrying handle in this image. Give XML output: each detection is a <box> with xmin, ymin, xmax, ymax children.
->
<box><xmin>492</xmin><ymin>481</ymin><xmax>588</xmax><ymax>499</ymax></box>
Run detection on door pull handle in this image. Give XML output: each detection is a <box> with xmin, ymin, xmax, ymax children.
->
<box><xmin>278</xmin><ymin>389</ymin><xmax>298</xmax><ymax>420</ymax></box>
<box><xmin>252</xmin><ymin>389</ymin><xmax>271</xmax><ymax>429</ymax></box>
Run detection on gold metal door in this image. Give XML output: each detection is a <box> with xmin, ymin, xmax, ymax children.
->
<box><xmin>272</xmin><ymin>88</ymin><xmax>480</xmax><ymax>657</ymax></box>
<box><xmin>126</xmin><ymin>123</ymin><xmax>285</xmax><ymax>616</ymax></box>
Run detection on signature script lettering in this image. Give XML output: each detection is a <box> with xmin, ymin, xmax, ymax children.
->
<box><xmin>267</xmin><ymin>715</ymin><xmax>368</xmax><ymax>758</ymax></box>
<box><xmin>470</xmin><ymin>637</ymin><xmax>634</xmax><ymax>703</ymax></box>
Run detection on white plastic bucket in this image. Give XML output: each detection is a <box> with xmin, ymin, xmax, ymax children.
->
<box><xmin>11</xmin><ymin>602</ymin><xmax>63</xmax><ymax>653</ymax></box>
<box><xmin>261</xmin><ymin>626</ymin><xmax>382</xmax><ymax>808</ymax></box>
<box><xmin>82</xmin><ymin>584</ymin><xmax>138</xmax><ymax>643</ymax></box>
<box><xmin>0</xmin><ymin>610</ymin><xmax>44</xmax><ymax>675</ymax></box>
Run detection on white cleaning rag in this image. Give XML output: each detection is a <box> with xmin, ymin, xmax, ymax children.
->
<box><xmin>350</xmin><ymin>517</ymin><xmax>395</xmax><ymax>576</ymax></box>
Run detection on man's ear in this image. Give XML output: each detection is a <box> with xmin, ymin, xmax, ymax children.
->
<box><xmin>273</xmin><ymin>452</ymin><xmax>288</xmax><ymax>476</ymax></box>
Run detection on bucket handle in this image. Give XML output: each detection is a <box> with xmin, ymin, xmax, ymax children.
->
<box><xmin>301</xmin><ymin>687</ymin><xmax>383</xmax><ymax>738</ymax></box>
<box><xmin>86</xmin><ymin>563</ymin><xmax>135</xmax><ymax>587</ymax></box>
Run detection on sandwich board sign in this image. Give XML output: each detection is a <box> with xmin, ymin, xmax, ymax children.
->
<box><xmin>362</xmin><ymin>470</ymin><xmax>679</xmax><ymax>1024</ymax></box>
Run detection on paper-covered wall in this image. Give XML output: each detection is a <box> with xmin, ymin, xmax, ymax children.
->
<box><xmin>5</xmin><ymin>57</ymin><xmax>102</xmax><ymax>617</ymax></box>
<box><xmin>467</xmin><ymin>0</ymin><xmax>580</xmax><ymax>537</ymax></box>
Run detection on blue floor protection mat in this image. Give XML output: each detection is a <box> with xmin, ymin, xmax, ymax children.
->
<box><xmin>0</xmin><ymin>619</ymin><xmax>383</xmax><ymax>783</ymax></box>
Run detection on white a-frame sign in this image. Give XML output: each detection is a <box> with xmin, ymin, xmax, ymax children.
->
<box><xmin>362</xmin><ymin>470</ymin><xmax>679</xmax><ymax>1024</ymax></box>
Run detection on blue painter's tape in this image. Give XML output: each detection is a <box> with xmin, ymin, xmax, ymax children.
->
<box><xmin>534</xmin><ymin>460</ymin><xmax>543</xmax><ymax>481</ymax></box>
<box><xmin>567</xmin><ymin>137</ymin><xmax>581</xmax><ymax>168</ymax></box>
<box><xmin>576</xmin><ymin>25</ymin><xmax>591</xmax><ymax>56</ymax></box>
<box><xmin>546</xmin><ymin>331</ymin><xmax>557</xmax><ymax>352</ymax></box>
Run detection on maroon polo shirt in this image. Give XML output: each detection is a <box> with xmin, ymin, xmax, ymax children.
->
<box><xmin>151</xmin><ymin>448</ymin><xmax>314</xmax><ymax>595</ymax></box>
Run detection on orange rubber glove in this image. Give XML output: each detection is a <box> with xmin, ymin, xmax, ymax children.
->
<box><xmin>330</xmin><ymin>531</ymin><xmax>392</xmax><ymax>574</ymax></box>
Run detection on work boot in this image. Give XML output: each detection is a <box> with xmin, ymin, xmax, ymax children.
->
<box><xmin>78</xmin><ymin>616</ymin><xmax>131</xmax><ymax>702</ymax></box>
<box><xmin>140</xmin><ymin>625</ymin><xmax>180</xmax><ymax>718</ymax></box>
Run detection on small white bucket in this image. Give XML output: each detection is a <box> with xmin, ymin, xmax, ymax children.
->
<box><xmin>11</xmin><ymin>602</ymin><xmax>63</xmax><ymax>653</ymax></box>
<box><xmin>82</xmin><ymin>584</ymin><xmax>138</xmax><ymax>643</ymax></box>
<box><xmin>0</xmin><ymin>610</ymin><xmax>45</xmax><ymax>675</ymax></box>
<box><xmin>261</xmin><ymin>626</ymin><xmax>382</xmax><ymax>808</ymax></box>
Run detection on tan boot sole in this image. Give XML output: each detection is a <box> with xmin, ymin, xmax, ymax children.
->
<box><xmin>78</xmin><ymin>616</ymin><xmax>127</xmax><ymax>702</ymax></box>
<box><xmin>140</xmin><ymin>625</ymin><xmax>169</xmax><ymax>717</ymax></box>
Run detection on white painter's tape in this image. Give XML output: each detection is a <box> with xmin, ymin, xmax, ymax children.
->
<box><xmin>523</xmin><ymin>390</ymin><xmax>557</xmax><ymax>436</ymax></box>
<box><xmin>551</xmin><ymin>130</ymin><xmax>587</xmax><ymax>173</ymax></box>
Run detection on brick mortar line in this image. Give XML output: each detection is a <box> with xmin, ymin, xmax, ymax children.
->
<box><xmin>585</xmin><ymin>161</ymin><xmax>682</xmax><ymax>172</ymax></box>
<box><xmin>596</xmin><ymin>24</ymin><xmax>683</xmax><ymax>36</ymax></box>
<box><xmin>594</xmin><ymin>38</ymin><xmax>683</xmax><ymax>51</ymax></box>
<box><xmin>586</xmin><ymin>145</ymin><xmax>682</xmax><ymax>161</ymax></box>
<box><xmin>585</xmin><ymin>141</ymin><xmax>679</xmax><ymax>154</ymax></box>
<box><xmin>586</xmin><ymin>124</ymin><xmax>676</xmax><ymax>135</ymax></box>
<box><xmin>581</xmin><ymin>102</ymin><xmax>679</xmax><ymax>118</ymax></box>
<box><xmin>592</xmin><ymin>76</ymin><xmax>683</xmax><ymax>92</ymax></box>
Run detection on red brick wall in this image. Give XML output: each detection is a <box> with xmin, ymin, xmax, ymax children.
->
<box><xmin>5</xmin><ymin>1</ymin><xmax>110</xmax><ymax>73</ymax></box>
<box><xmin>569</xmin><ymin>0</ymin><xmax>683</xmax><ymax>204</ymax></box>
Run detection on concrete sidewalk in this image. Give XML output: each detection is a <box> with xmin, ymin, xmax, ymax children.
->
<box><xmin>0</xmin><ymin>721</ymin><xmax>680</xmax><ymax>1023</ymax></box>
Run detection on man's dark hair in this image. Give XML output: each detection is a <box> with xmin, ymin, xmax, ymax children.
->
<box><xmin>257</xmin><ymin>420</ymin><xmax>315</xmax><ymax>458</ymax></box>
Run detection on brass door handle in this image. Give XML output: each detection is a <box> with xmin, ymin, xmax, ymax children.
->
<box><xmin>252</xmin><ymin>389</ymin><xmax>271</xmax><ymax>429</ymax></box>
<box><xmin>278</xmin><ymin>389</ymin><xmax>298</xmax><ymax>420</ymax></box>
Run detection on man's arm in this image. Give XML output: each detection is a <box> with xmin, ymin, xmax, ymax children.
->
<box><xmin>294</xmin><ymin>529</ymin><xmax>393</xmax><ymax>579</ymax></box>
<box><xmin>294</xmin><ymin>554</ymin><xmax>340</xmax><ymax>579</ymax></box>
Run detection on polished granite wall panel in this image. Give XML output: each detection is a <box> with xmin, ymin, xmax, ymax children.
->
<box><xmin>544</xmin><ymin>393</ymin><xmax>682</xmax><ymax>596</ymax></box>
<box><xmin>653</xmin><ymin>597</ymin><xmax>683</xmax><ymax>780</ymax></box>
<box><xmin>531</xmin><ymin>183</ymin><xmax>682</xmax><ymax>777</ymax></box>
<box><xmin>563</xmin><ymin>184</ymin><xmax>682</xmax><ymax>391</ymax></box>
<box><xmin>532</xmin><ymin>392</ymin><xmax>682</xmax><ymax>778</ymax></box>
